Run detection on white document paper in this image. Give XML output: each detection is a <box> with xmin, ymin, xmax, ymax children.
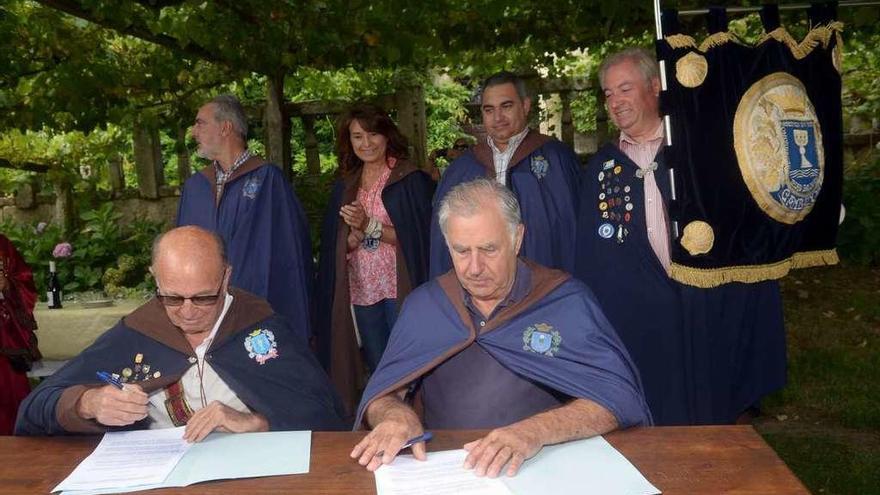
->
<box><xmin>56</xmin><ymin>430</ymin><xmax>312</xmax><ymax>495</ymax></box>
<box><xmin>502</xmin><ymin>436</ymin><xmax>661</xmax><ymax>495</ymax></box>
<box><xmin>375</xmin><ymin>437</ymin><xmax>660</xmax><ymax>495</ymax></box>
<box><xmin>53</xmin><ymin>427</ymin><xmax>191</xmax><ymax>492</ymax></box>
<box><xmin>374</xmin><ymin>449</ymin><xmax>513</xmax><ymax>495</ymax></box>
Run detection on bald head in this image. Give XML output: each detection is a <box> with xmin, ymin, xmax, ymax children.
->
<box><xmin>151</xmin><ymin>226</ymin><xmax>227</xmax><ymax>276</ymax></box>
<box><xmin>151</xmin><ymin>227</ymin><xmax>231</xmax><ymax>341</ymax></box>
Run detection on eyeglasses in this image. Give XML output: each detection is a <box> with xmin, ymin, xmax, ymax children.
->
<box><xmin>452</xmin><ymin>143</ymin><xmax>469</xmax><ymax>151</ymax></box>
<box><xmin>155</xmin><ymin>277</ymin><xmax>225</xmax><ymax>307</ymax></box>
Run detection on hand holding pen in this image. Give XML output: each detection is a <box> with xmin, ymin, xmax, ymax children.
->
<box><xmin>74</xmin><ymin>371</ymin><xmax>150</xmax><ymax>427</ymax></box>
<box><xmin>351</xmin><ymin>418</ymin><xmax>434</xmax><ymax>472</ymax></box>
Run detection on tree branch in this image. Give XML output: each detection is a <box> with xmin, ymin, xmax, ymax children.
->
<box><xmin>35</xmin><ymin>0</ymin><xmax>230</xmax><ymax>69</ymax></box>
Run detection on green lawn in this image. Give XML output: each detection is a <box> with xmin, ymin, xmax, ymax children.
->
<box><xmin>755</xmin><ymin>263</ymin><xmax>880</xmax><ymax>495</ymax></box>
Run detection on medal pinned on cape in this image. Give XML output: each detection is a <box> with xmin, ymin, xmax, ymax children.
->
<box><xmin>117</xmin><ymin>352</ymin><xmax>158</xmax><ymax>383</ymax></box>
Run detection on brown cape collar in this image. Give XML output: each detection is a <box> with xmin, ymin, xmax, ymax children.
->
<box><xmin>199</xmin><ymin>155</ymin><xmax>268</xmax><ymax>200</ymax></box>
<box><xmin>123</xmin><ymin>287</ymin><xmax>275</xmax><ymax>356</ymax></box>
<box><xmin>471</xmin><ymin>129</ymin><xmax>554</xmax><ymax>174</ymax></box>
<box><xmin>437</xmin><ymin>258</ymin><xmax>570</xmax><ymax>337</ymax></box>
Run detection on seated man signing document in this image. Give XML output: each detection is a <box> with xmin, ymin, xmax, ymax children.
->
<box><xmin>352</xmin><ymin>179</ymin><xmax>651</xmax><ymax>477</ymax></box>
<box><xmin>16</xmin><ymin>226</ymin><xmax>346</xmax><ymax>437</ymax></box>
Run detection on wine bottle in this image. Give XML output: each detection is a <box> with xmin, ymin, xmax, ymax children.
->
<box><xmin>47</xmin><ymin>261</ymin><xmax>63</xmax><ymax>309</ymax></box>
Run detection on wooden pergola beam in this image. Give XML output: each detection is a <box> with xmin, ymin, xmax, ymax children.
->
<box><xmin>0</xmin><ymin>158</ymin><xmax>50</xmax><ymax>173</ymax></box>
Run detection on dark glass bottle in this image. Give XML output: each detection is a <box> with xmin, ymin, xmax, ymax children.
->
<box><xmin>47</xmin><ymin>260</ymin><xmax>63</xmax><ymax>309</ymax></box>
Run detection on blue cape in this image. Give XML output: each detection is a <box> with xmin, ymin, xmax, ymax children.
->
<box><xmin>575</xmin><ymin>143</ymin><xmax>786</xmax><ymax>424</ymax></box>
<box><xmin>355</xmin><ymin>261</ymin><xmax>652</xmax><ymax>429</ymax></box>
<box><xmin>429</xmin><ymin>131</ymin><xmax>580</xmax><ymax>278</ymax></box>
<box><xmin>313</xmin><ymin>162</ymin><xmax>434</xmax><ymax>414</ymax></box>
<box><xmin>177</xmin><ymin>158</ymin><xmax>313</xmax><ymax>341</ymax></box>
<box><xmin>15</xmin><ymin>289</ymin><xmax>347</xmax><ymax>435</ymax></box>
<box><xmin>575</xmin><ymin>144</ymin><xmax>693</xmax><ymax>425</ymax></box>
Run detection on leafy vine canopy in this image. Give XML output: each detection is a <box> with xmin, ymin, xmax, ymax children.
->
<box><xmin>1</xmin><ymin>0</ymin><xmax>659</xmax><ymax>132</ymax></box>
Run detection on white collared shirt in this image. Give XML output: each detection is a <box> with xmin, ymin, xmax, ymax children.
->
<box><xmin>148</xmin><ymin>293</ymin><xmax>252</xmax><ymax>428</ymax></box>
<box><xmin>488</xmin><ymin>127</ymin><xmax>530</xmax><ymax>186</ymax></box>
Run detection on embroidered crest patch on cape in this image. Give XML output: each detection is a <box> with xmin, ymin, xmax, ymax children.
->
<box><xmin>531</xmin><ymin>154</ymin><xmax>549</xmax><ymax>179</ymax></box>
<box><xmin>522</xmin><ymin>323</ymin><xmax>561</xmax><ymax>357</ymax></box>
<box><xmin>244</xmin><ymin>328</ymin><xmax>278</xmax><ymax>365</ymax></box>
<box><xmin>242</xmin><ymin>175</ymin><xmax>262</xmax><ymax>200</ymax></box>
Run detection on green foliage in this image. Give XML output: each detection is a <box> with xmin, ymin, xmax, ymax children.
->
<box><xmin>837</xmin><ymin>156</ymin><xmax>880</xmax><ymax>266</ymax></box>
<box><xmin>841</xmin><ymin>30</ymin><xmax>880</xmax><ymax>132</ymax></box>
<box><xmin>425</xmin><ymin>79</ymin><xmax>472</xmax><ymax>152</ymax></box>
<box><xmin>0</xmin><ymin>203</ymin><xmax>163</xmax><ymax>298</ymax></box>
<box><xmin>0</xmin><ymin>125</ymin><xmax>131</xmax><ymax>195</ymax></box>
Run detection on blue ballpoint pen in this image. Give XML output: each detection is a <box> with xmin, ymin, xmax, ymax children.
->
<box><xmin>400</xmin><ymin>431</ymin><xmax>433</xmax><ymax>450</ymax></box>
<box><xmin>96</xmin><ymin>371</ymin><xmax>126</xmax><ymax>389</ymax></box>
<box><xmin>374</xmin><ymin>431</ymin><xmax>433</xmax><ymax>458</ymax></box>
<box><xmin>96</xmin><ymin>371</ymin><xmax>156</xmax><ymax>414</ymax></box>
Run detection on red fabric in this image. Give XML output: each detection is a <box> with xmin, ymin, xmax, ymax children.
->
<box><xmin>0</xmin><ymin>234</ymin><xmax>38</xmax><ymax>435</ymax></box>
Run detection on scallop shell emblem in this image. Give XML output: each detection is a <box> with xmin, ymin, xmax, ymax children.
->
<box><xmin>676</xmin><ymin>52</ymin><xmax>709</xmax><ymax>88</ymax></box>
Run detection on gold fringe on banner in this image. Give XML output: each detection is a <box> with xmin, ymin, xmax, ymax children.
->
<box><xmin>756</xmin><ymin>22</ymin><xmax>845</xmax><ymax>60</ymax></box>
<box><xmin>791</xmin><ymin>249</ymin><xmax>839</xmax><ymax>268</ymax></box>
<box><xmin>665</xmin><ymin>33</ymin><xmax>698</xmax><ymax>49</ymax></box>
<box><xmin>698</xmin><ymin>31</ymin><xmax>740</xmax><ymax>51</ymax></box>
<box><xmin>668</xmin><ymin>249</ymin><xmax>839</xmax><ymax>288</ymax></box>
<box><xmin>758</xmin><ymin>27</ymin><xmax>806</xmax><ymax>57</ymax></box>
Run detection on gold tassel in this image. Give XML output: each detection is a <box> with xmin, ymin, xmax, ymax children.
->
<box><xmin>665</xmin><ymin>34</ymin><xmax>698</xmax><ymax>50</ymax></box>
<box><xmin>669</xmin><ymin>249</ymin><xmax>839</xmax><ymax>288</ymax></box>
<box><xmin>833</xmin><ymin>30</ymin><xmax>844</xmax><ymax>74</ymax></box>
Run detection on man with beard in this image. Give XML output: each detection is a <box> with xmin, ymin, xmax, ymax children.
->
<box><xmin>177</xmin><ymin>95</ymin><xmax>313</xmax><ymax>341</ymax></box>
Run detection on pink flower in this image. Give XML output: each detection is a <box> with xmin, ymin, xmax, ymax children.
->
<box><xmin>52</xmin><ymin>242</ymin><xmax>73</xmax><ymax>258</ymax></box>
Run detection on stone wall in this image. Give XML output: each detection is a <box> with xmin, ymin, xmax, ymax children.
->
<box><xmin>0</xmin><ymin>192</ymin><xmax>180</xmax><ymax>228</ymax></box>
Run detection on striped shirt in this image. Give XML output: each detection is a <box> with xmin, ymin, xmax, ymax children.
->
<box><xmin>619</xmin><ymin>123</ymin><xmax>671</xmax><ymax>271</ymax></box>
<box><xmin>488</xmin><ymin>127</ymin><xmax>530</xmax><ymax>186</ymax></box>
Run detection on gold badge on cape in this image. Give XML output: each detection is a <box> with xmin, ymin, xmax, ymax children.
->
<box><xmin>676</xmin><ymin>52</ymin><xmax>709</xmax><ymax>88</ymax></box>
<box><xmin>733</xmin><ymin>72</ymin><xmax>824</xmax><ymax>224</ymax></box>
<box><xmin>681</xmin><ymin>221</ymin><xmax>715</xmax><ymax>256</ymax></box>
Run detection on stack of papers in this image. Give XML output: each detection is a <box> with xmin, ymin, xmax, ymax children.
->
<box><xmin>374</xmin><ymin>436</ymin><xmax>660</xmax><ymax>495</ymax></box>
<box><xmin>53</xmin><ymin>427</ymin><xmax>312</xmax><ymax>495</ymax></box>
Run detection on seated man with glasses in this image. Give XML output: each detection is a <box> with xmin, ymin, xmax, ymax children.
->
<box><xmin>15</xmin><ymin>226</ymin><xmax>347</xmax><ymax>437</ymax></box>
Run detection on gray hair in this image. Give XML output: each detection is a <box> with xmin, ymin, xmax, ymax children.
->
<box><xmin>437</xmin><ymin>178</ymin><xmax>522</xmax><ymax>244</ymax></box>
<box><xmin>481</xmin><ymin>71</ymin><xmax>529</xmax><ymax>102</ymax></box>
<box><xmin>598</xmin><ymin>48</ymin><xmax>659</xmax><ymax>89</ymax></box>
<box><xmin>209</xmin><ymin>94</ymin><xmax>248</xmax><ymax>142</ymax></box>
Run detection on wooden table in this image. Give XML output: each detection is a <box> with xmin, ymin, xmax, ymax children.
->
<box><xmin>0</xmin><ymin>426</ymin><xmax>808</xmax><ymax>494</ymax></box>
